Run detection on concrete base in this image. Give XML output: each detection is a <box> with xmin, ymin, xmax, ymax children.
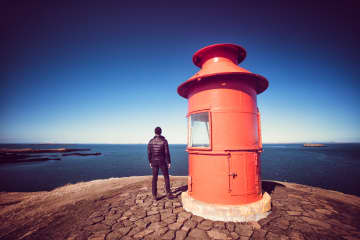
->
<box><xmin>181</xmin><ymin>191</ymin><xmax>271</xmax><ymax>222</ymax></box>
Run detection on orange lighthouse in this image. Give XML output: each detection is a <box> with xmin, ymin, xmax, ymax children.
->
<box><xmin>178</xmin><ymin>43</ymin><xmax>271</xmax><ymax>222</ymax></box>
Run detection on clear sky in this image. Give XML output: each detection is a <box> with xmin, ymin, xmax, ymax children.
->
<box><xmin>1</xmin><ymin>1</ymin><xmax>359</xmax><ymax>144</ymax></box>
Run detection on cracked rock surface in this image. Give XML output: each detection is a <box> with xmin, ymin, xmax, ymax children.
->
<box><xmin>0</xmin><ymin>176</ymin><xmax>359</xmax><ymax>240</ymax></box>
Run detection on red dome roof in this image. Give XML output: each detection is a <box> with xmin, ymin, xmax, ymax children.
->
<box><xmin>178</xmin><ymin>43</ymin><xmax>268</xmax><ymax>98</ymax></box>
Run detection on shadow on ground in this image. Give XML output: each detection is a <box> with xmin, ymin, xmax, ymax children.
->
<box><xmin>168</xmin><ymin>181</ymin><xmax>283</xmax><ymax>198</ymax></box>
<box><xmin>157</xmin><ymin>185</ymin><xmax>188</xmax><ymax>200</ymax></box>
<box><xmin>262</xmin><ymin>180</ymin><xmax>285</xmax><ymax>194</ymax></box>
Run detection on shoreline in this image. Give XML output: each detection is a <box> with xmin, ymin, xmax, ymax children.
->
<box><xmin>1</xmin><ymin>176</ymin><xmax>359</xmax><ymax>239</ymax></box>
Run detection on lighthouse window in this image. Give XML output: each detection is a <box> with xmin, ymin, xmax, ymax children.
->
<box><xmin>189</xmin><ymin>112</ymin><xmax>210</xmax><ymax>148</ymax></box>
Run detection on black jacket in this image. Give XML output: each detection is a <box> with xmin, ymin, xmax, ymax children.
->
<box><xmin>147</xmin><ymin>135</ymin><xmax>171</xmax><ymax>165</ymax></box>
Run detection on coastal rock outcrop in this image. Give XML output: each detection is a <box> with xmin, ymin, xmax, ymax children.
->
<box><xmin>303</xmin><ymin>144</ymin><xmax>327</xmax><ymax>147</ymax></box>
<box><xmin>62</xmin><ymin>152</ymin><xmax>101</xmax><ymax>157</ymax></box>
<box><xmin>0</xmin><ymin>148</ymin><xmax>101</xmax><ymax>164</ymax></box>
<box><xmin>0</xmin><ymin>148</ymin><xmax>91</xmax><ymax>153</ymax></box>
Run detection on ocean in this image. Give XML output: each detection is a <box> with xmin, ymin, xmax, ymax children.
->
<box><xmin>0</xmin><ymin>143</ymin><xmax>359</xmax><ymax>196</ymax></box>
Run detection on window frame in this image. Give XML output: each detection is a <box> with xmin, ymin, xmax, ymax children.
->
<box><xmin>187</xmin><ymin>110</ymin><xmax>212</xmax><ymax>151</ymax></box>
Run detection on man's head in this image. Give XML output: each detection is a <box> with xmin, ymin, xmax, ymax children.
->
<box><xmin>155</xmin><ymin>127</ymin><xmax>162</xmax><ymax>135</ymax></box>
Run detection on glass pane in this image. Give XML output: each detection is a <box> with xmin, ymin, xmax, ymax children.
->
<box><xmin>190</xmin><ymin>112</ymin><xmax>210</xmax><ymax>147</ymax></box>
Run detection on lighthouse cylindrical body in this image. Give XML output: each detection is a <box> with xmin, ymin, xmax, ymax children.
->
<box><xmin>187</xmin><ymin>79</ymin><xmax>261</xmax><ymax>205</ymax></box>
<box><xmin>178</xmin><ymin>43</ymin><xmax>271</xmax><ymax>222</ymax></box>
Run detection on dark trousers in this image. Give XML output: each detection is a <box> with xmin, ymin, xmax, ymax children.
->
<box><xmin>151</xmin><ymin>162</ymin><xmax>171</xmax><ymax>196</ymax></box>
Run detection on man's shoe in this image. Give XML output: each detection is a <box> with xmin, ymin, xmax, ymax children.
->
<box><xmin>167</xmin><ymin>193</ymin><xmax>175</xmax><ymax>199</ymax></box>
<box><xmin>153</xmin><ymin>195</ymin><xmax>158</xmax><ymax>201</ymax></box>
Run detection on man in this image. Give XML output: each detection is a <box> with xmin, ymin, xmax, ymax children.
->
<box><xmin>148</xmin><ymin>127</ymin><xmax>174</xmax><ymax>200</ymax></box>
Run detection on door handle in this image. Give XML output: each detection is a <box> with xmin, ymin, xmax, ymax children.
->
<box><xmin>229</xmin><ymin>173</ymin><xmax>237</xmax><ymax>178</ymax></box>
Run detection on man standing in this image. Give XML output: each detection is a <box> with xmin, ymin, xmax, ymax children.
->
<box><xmin>148</xmin><ymin>127</ymin><xmax>174</xmax><ymax>200</ymax></box>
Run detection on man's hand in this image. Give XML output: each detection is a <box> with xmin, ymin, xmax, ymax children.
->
<box><xmin>168</xmin><ymin>163</ymin><xmax>171</xmax><ymax>169</ymax></box>
<box><xmin>150</xmin><ymin>164</ymin><xmax>152</xmax><ymax>168</ymax></box>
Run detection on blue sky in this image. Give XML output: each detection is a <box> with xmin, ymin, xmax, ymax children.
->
<box><xmin>1</xmin><ymin>1</ymin><xmax>359</xmax><ymax>143</ymax></box>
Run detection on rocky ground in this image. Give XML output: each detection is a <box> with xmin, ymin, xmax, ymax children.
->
<box><xmin>0</xmin><ymin>176</ymin><xmax>359</xmax><ymax>240</ymax></box>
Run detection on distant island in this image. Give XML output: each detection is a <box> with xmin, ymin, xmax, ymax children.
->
<box><xmin>0</xmin><ymin>148</ymin><xmax>90</xmax><ymax>153</ymax></box>
<box><xmin>303</xmin><ymin>143</ymin><xmax>327</xmax><ymax>147</ymax></box>
<box><xmin>0</xmin><ymin>148</ymin><xmax>101</xmax><ymax>164</ymax></box>
<box><xmin>62</xmin><ymin>152</ymin><xmax>101</xmax><ymax>157</ymax></box>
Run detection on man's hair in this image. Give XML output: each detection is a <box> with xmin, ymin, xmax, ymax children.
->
<box><xmin>155</xmin><ymin>127</ymin><xmax>162</xmax><ymax>135</ymax></box>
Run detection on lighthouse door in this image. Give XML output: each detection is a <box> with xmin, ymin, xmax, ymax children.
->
<box><xmin>229</xmin><ymin>152</ymin><xmax>259</xmax><ymax>196</ymax></box>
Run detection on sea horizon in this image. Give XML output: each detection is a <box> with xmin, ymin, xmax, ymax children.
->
<box><xmin>1</xmin><ymin>143</ymin><xmax>359</xmax><ymax>197</ymax></box>
<box><xmin>1</xmin><ymin>141</ymin><xmax>359</xmax><ymax>145</ymax></box>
